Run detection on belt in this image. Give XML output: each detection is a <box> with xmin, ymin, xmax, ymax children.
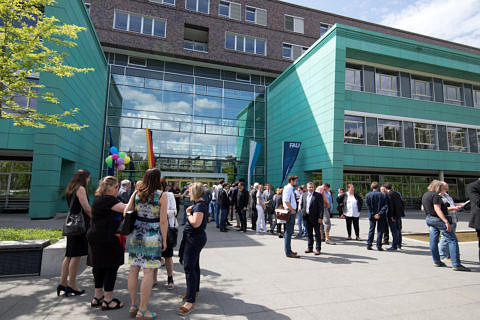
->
<box><xmin>137</xmin><ymin>216</ymin><xmax>160</xmax><ymax>223</ymax></box>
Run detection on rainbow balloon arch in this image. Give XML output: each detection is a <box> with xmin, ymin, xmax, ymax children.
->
<box><xmin>105</xmin><ymin>146</ymin><xmax>131</xmax><ymax>172</ymax></box>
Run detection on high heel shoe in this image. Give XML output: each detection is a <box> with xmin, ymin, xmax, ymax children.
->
<box><xmin>66</xmin><ymin>286</ymin><xmax>85</xmax><ymax>296</ymax></box>
<box><xmin>56</xmin><ymin>284</ymin><xmax>67</xmax><ymax>296</ymax></box>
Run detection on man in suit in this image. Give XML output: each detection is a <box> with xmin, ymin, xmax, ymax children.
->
<box><xmin>217</xmin><ymin>182</ymin><xmax>230</xmax><ymax>232</ymax></box>
<box><xmin>467</xmin><ymin>178</ymin><xmax>480</xmax><ymax>263</ymax></box>
<box><xmin>263</xmin><ymin>184</ymin><xmax>275</xmax><ymax>233</ymax></box>
<box><xmin>365</xmin><ymin>181</ymin><xmax>388</xmax><ymax>251</ymax></box>
<box><xmin>384</xmin><ymin>182</ymin><xmax>405</xmax><ymax>251</ymax></box>
<box><xmin>117</xmin><ymin>180</ymin><xmax>131</xmax><ymax>203</ymax></box>
<box><xmin>236</xmin><ymin>182</ymin><xmax>249</xmax><ymax>232</ymax></box>
<box><xmin>249</xmin><ymin>183</ymin><xmax>259</xmax><ymax>230</ymax></box>
<box><xmin>300</xmin><ymin>182</ymin><xmax>324</xmax><ymax>255</ymax></box>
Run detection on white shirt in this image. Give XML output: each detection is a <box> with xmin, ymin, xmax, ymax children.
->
<box><xmin>345</xmin><ymin>193</ymin><xmax>360</xmax><ymax>218</ymax></box>
<box><xmin>441</xmin><ymin>193</ymin><xmax>457</xmax><ymax>223</ymax></box>
<box><xmin>306</xmin><ymin>192</ymin><xmax>313</xmax><ymax>214</ymax></box>
<box><xmin>166</xmin><ymin>192</ymin><xmax>178</xmax><ymax>228</ymax></box>
<box><xmin>282</xmin><ymin>183</ymin><xmax>297</xmax><ymax>211</ymax></box>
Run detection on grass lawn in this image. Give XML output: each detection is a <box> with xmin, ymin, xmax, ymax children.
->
<box><xmin>0</xmin><ymin>228</ymin><xmax>63</xmax><ymax>243</ymax></box>
<box><xmin>404</xmin><ymin>231</ymin><xmax>478</xmax><ymax>242</ymax></box>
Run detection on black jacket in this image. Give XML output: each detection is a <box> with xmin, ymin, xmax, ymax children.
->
<box><xmin>386</xmin><ymin>190</ymin><xmax>405</xmax><ymax>219</ymax></box>
<box><xmin>300</xmin><ymin>192</ymin><xmax>324</xmax><ymax>224</ymax></box>
<box><xmin>336</xmin><ymin>193</ymin><xmax>345</xmax><ymax>215</ymax></box>
<box><xmin>217</xmin><ymin>188</ymin><xmax>230</xmax><ymax>209</ymax></box>
<box><xmin>342</xmin><ymin>193</ymin><xmax>363</xmax><ymax>213</ymax></box>
<box><xmin>236</xmin><ymin>189</ymin><xmax>249</xmax><ymax>211</ymax></box>
<box><xmin>467</xmin><ymin>179</ymin><xmax>480</xmax><ymax>229</ymax></box>
<box><xmin>230</xmin><ymin>187</ymin><xmax>238</xmax><ymax>208</ymax></box>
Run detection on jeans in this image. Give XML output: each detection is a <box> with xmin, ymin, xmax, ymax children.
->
<box><xmin>306</xmin><ymin>218</ymin><xmax>321</xmax><ymax>251</ymax></box>
<box><xmin>209</xmin><ymin>200</ymin><xmax>216</xmax><ymax>220</ymax></box>
<box><xmin>220</xmin><ymin>208</ymin><xmax>228</xmax><ymax>231</ymax></box>
<box><xmin>297</xmin><ymin>211</ymin><xmax>306</xmax><ymax>236</ymax></box>
<box><xmin>214</xmin><ymin>201</ymin><xmax>219</xmax><ymax>227</ymax></box>
<box><xmin>238</xmin><ymin>209</ymin><xmax>247</xmax><ymax>231</ymax></box>
<box><xmin>367</xmin><ymin>217</ymin><xmax>387</xmax><ymax>248</ymax></box>
<box><xmin>284</xmin><ymin>213</ymin><xmax>296</xmax><ymax>255</ymax></box>
<box><xmin>183</xmin><ymin>231</ymin><xmax>207</xmax><ymax>303</ymax></box>
<box><xmin>439</xmin><ymin>222</ymin><xmax>457</xmax><ymax>259</ymax></box>
<box><xmin>388</xmin><ymin>217</ymin><xmax>402</xmax><ymax>249</ymax></box>
<box><xmin>476</xmin><ymin>229</ymin><xmax>480</xmax><ymax>263</ymax></box>
<box><xmin>426</xmin><ymin>216</ymin><xmax>461</xmax><ymax>267</ymax></box>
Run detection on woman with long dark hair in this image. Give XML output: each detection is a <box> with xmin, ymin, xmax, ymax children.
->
<box><xmin>57</xmin><ymin>169</ymin><xmax>92</xmax><ymax>297</ymax></box>
<box><xmin>126</xmin><ymin>168</ymin><xmax>168</xmax><ymax>320</ymax></box>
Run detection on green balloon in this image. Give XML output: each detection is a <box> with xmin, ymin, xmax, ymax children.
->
<box><xmin>105</xmin><ymin>156</ymin><xmax>113</xmax><ymax>168</ymax></box>
<box><xmin>119</xmin><ymin>152</ymin><xmax>126</xmax><ymax>158</ymax></box>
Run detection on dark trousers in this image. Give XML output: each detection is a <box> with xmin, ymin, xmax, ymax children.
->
<box><xmin>305</xmin><ymin>218</ymin><xmax>321</xmax><ymax>251</ymax></box>
<box><xmin>367</xmin><ymin>218</ymin><xmax>387</xmax><ymax>248</ymax></box>
<box><xmin>238</xmin><ymin>209</ymin><xmax>247</xmax><ymax>231</ymax></box>
<box><xmin>345</xmin><ymin>216</ymin><xmax>360</xmax><ymax>238</ymax></box>
<box><xmin>388</xmin><ymin>217</ymin><xmax>402</xmax><ymax>249</ymax></box>
<box><xmin>220</xmin><ymin>208</ymin><xmax>228</xmax><ymax>231</ymax></box>
<box><xmin>477</xmin><ymin>229</ymin><xmax>480</xmax><ymax>263</ymax></box>
<box><xmin>92</xmin><ymin>266</ymin><xmax>119</xmax><ymax>292</ymax></box>
<box><xmin>183</xmin><ymin>231</ymin><xmax>207</xmax><ymax>303</ymax></box>
<box><xmin>251</xmin><ymin>207</ymin><xmax>258</xmax><ymax>230</ymax></box>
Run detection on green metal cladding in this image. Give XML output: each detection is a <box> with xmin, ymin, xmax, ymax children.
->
<box><xmin>267</xmin><ymin>24</ymin><xmax>480</xmax><ymax>194</ymax></box>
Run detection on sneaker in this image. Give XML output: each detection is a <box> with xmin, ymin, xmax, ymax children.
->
<box><xmin>367</xmin><ymin>246</ymin><xmax>373</xmax><ymax>250</ymax></box>
<box><xmin>434</xmin><ymin>261</ymin><xmax>447</xmax><ymax>267</ymax></box>
<box><xmin>377</xmin><ymin>247</ymin><xmax>384</xmax><ymax>251</ymax></box>
<box><xmin>452</xmin><ymin>265</ymin><xmax>471</xmax><ymax>272</ymax></box>
<box><xmin>325</xmin><ymin>239</ymin><xmax>336</xmax><ymax>245</ymax></box>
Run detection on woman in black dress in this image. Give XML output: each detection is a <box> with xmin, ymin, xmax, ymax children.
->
<box><xmin>57</xmin><ymin>169</ymin><xmax>92</xmax><ymax>297</ymax></box>
<box><xmin>87</xmin><ymin>176</ymin><xmax>127</xmax><ymax>309</ymax></box>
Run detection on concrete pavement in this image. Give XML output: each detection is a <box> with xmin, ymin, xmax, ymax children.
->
<box><xmin>0</xmin><ymin>211</ymin><xmax>479</xmax><ymax>319</ymax></box>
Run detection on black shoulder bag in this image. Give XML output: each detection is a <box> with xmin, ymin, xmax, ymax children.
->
<box><xmin>62</xmin><ymin>192</ymin><xmax>86</xmax><ymax>236</ymax></box>
<box><xmin>118</xmin><ymin>191</ymin><xmax>138</xmax><ymax>235</ymax></box>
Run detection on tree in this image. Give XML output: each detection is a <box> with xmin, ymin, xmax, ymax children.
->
<box><xmin>0</xmin><ymin>0</ymin><xmax>93</xmax><ymax>130</ymax></box>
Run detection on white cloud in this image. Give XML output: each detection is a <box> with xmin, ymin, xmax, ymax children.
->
<box><xmin>381</xmin><ymin>0</ymin><xmax>480</xmax><ymax>48</ymax></box>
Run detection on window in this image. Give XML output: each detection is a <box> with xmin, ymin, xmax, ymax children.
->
<box><xmin>236</xmin><ymin>73</ymin><xmax>250</xmax><ymax>82</ymax></box>
<box><xmin>225</xmin><ymin>32</ymin><xmax>266</xmax><ymax>55</ymax></box>
<box><xmin>219</xmin><ymin>1</ymin><xmax>241</xmax><ymax>20</ymax></box>
<box><xmin>284</xmin><ymin>15</ymin><xmax>304</xmax><ymax>33</ymax></box>
<box><xmin>245</xmin><ymin>6</ymin><xmax>267</xmax><ymax>26</ymax></box>
<box><xmin>149</xmin><ymin>0</ymin><xmax>175</xmax><ymax>5</ymax></box>
<box><xmin>376</xmin><ymin>70</ymin><xmax>398</xmax><ymax>96</ymax></box>
<box><xmin>415</xmin><ymin>123</ymin><xmax>436</xmax><ymax>150</ymax></box>
<box><xmin>128</xmin><ymin>56</ymin><xmax>147</xmax><ymax>67</ymax></box>
<box><xmin>345</xmin><ymin>65</ymin><xmax>362</xmax><ymax>91</ymax></box>
<box><xmin>474</xmin><ymin>88</ymin><xmax>480</xmax><ymax>107</ymax></box>
<box><xmin>344</xmin><ymin>116</ymin><xmax>365</xmax><ymax>144</ymax></box>
<box><xmin>114</xmin><ymin>11</ymin><xmax>166</xmax><ymax>38</ymax></box>
<box><xmin>378</xmin><ymin>119</ymin><xmax>402</xmax><ymax>147</ymax></box>
<box><xmin>444</xmin><ymin>83</ymin><xmax>463</xmax><ymax>105</ymax></box>
<box><xmin>411</xmin><ymin>77</ymin><xmax>432</xmax><ymax>101</ymax></box>
<box><xmin>320</xmin><ymin>23</ymin><xmax>331</xmax><ymax>36</ymax></box>
<box><xmin>448</xmin><ymin>127</ymin><xmax>467</xmax><ymax>152</ymax></box>
<box><xmin>186</xmin><ymin>0</ymin><xmax>209</xmax><ymax>14</ymax></box>
<box><xmin>282</xmin><ymin>43</ymin><xmax>308</xmax><ymax>60</ymax></box>
<box><xmin>184</xmin><ymin>24</ymin><xmax>208</xmax><ymax>52</ymax></box>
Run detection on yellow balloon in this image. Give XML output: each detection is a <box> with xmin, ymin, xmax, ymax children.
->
<box><xmin>124</xmin><ymin>156</ymin><xmax>131</xmax><ymax>165</ymax></box>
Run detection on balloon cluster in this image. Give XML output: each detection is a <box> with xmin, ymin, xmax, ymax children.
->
<box><xmin>105</xmin><ymin>146</ymin><xmax>131</xmax><ymax>171</ymax></box>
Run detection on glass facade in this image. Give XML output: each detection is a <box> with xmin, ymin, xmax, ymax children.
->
<box><xmin>104</xmin><ymin>54</ymin><xmax>268</xmax><ymax>183</ymax></box>
<box><xmin>0</xmin><ymin>160</ymin><xmax>32</xmax><ymax>211</ymax></box>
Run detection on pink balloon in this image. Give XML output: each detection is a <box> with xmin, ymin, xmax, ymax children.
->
<box><xmin>111</xmin><ymin>153</ymin><xmax>119</xmax><ymax>160</ymax></box>
<box><xmin>117</xmin><ymin>164</ymin><xmax>125</xmax><ymax>171</ymax></box>
<box><xmin>116</xmin><ymin>157</ymin><xmax>124</xmax><ymax>165</ymax></box>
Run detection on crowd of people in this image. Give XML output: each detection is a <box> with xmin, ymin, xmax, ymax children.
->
<box><xmin>56</xmin><ymin>169</ymin><xmax>480</xmax><ymax>318</ymax></box>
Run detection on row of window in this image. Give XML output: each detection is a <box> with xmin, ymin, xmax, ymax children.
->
<box><xmin>345</xmin><ymin>115</ymin><xmax>480</xmax><ymax>153</ymax></box>
<box><xmin>113</xmin><ymin>11</ymin><xmax>166</xmax><ymax>37</ymax></box>
<box><xmin>143</xmin><ymin>0</ymin><xmax>331</xmax><ymax>36</ymax></box>
<box><xmin>345</xmin><ymin>64</ymin><xmax>480</xmax><ymax>108</ymax></box>
<box><xmin>225</xmin><ymin>32</ymin><xmax>266</xmax><ymax>55</ymax></box>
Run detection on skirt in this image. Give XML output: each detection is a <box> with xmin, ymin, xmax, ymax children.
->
<box><xmin>65</xmin><ymin>234</ymin><xmax>88</xmax><ymax>257</ymax></box>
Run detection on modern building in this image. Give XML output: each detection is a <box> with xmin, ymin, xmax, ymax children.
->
<box><xmin>0</xmin><ymin>0</ymin><xmax>108</xmax><ymax>218</ymax></box>
<box><xmin>267</xmin><ymin>24</ymin><xmax>480</xmax><ymax>206</ymax></box>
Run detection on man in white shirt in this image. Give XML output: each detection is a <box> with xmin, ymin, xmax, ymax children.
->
<box><xmin>282</xmin><ymin>175</ymin><xmax>300</xmax><ymax>258</ymax></box>
<box><xmin>214</xmin><ymin>179</ymin><xmax>224</xmax><ymax>228</ymax></box>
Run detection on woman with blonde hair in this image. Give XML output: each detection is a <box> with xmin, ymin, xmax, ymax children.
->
<box><xmin>87</xmin><ymin>176</ymin><xmax>127</xmax><ymax>309</ymax></box>
<box><xmin>422</xmin><ymin>180</ymin><xmax>469</xmax><ymax>271</ymax></box>
<box><xmin>126</xmin><ymin>168</ymin><xmax>168</xmax><ymax>319</ymax></box>
<box><xmin>178</xmin><ymin>182</ymin><xmax>209</xmax><ymax>316</ymax></box>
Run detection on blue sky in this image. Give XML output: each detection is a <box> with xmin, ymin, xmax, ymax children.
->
<box><xmin>283</xmin><ymin>0</ymin><xmax>480</xmax><ymax>48</ymax></box>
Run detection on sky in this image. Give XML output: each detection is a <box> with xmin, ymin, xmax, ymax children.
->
<box><xmin>283</xmin><ymin>0</ymin><xmax>480</xmax><ymax>48</ymax></box>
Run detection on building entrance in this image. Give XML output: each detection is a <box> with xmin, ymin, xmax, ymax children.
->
<box><xmin>161</xmin><ymin>172</ymin><xmax>228</xmax><ymax>189</ymax></box>
<box><xmin>0</xmin><ymin>160</ymin><xmax>32</xmax><ymax>212</ymax></box>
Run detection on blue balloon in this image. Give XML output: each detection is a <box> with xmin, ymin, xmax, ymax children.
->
<box><xmin>110</xmin><ymin>146</ymin><xmax>118</xmax><ymax>154</ymax></box>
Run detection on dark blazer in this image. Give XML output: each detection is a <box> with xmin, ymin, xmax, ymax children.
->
<box><xmin>300</xmin><ymin>192</ymin><xmax>324</xmax><ymax>224</ymax></box>
<box><xmin>217</xmin><ymin>188</ymin><xmax>230</xmax><ymax>209</ymax></box>
<box><xmin>236</xmin><ymin>189</ymin><xmax>249</xmax><ymax>210</ymax></box>
<box><xmin>467</xmin><ymin>179</ymin><xmax>480</xmax><ymax>229</ymax></box>
<box><xmin>117</xmin><ymin>188</ymin><xmax>130</xmax><ymax>204</ymax></box>
<box><xmin>386</xmin><ymin>190</ymin><xmax>405</xmax><ymax>219</ymax></box>
<box><xmin>231</xmin><ymin>187</ymin><xmax>238</xmax><ymax>208</ymax></box>
<box><xmin>342</xmin><ymin>192</ymin><xmax>363</xmax><ymax>212</ymax></box>
<box><xmin>336</xmin><ymin>193</ymin><xmax>345</xmax><ymax>215</ymax></box>
<box><xmin>365</xmin><ymin>190</ymin><xmax>388</xmax><ymax>220</ymax></box>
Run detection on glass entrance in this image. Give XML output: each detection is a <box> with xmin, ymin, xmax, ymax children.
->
<box><xmin>0</xmin><ymin>160</ymin><xmax>32</xmax><ymax>212</ymax></box>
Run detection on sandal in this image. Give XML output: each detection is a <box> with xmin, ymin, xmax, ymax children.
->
<box><xmin>91</xmin><ymin>296</ymin><xmax>104</xmax><ymax>308</ymax></box>
<box><xmin>136</xmin><ymin>310</ymin><xmax>157</xmax><ymax>320</ymax></box>
<box><xmin>167</xmin><ymin>276</ymin><xmax>174</xmax><ymax>290</ymax></box>
<box><xmin>101</xmin><ymin>298</ymin><xmax>124</xmax><ymax>311</ymax></box>
<box><xmin>129</xmin><ymin>304</ymin><xmax>139</xmax><ymax>318</ymax></box>
<box><xmin>178</xmin><ymin>304</ymin><xmax>195</xmax><ymax>316</ymax></box>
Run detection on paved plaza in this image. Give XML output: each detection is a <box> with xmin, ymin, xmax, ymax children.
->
<box><xmin>1</xmin><ymin>211</ymin><xmax>479</xmax><ymax>320</ymax></box>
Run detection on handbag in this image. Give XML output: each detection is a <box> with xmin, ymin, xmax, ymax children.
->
<box><xmin>118</xmin><ymin>209</ymin><xmax>137</xmax><ymax>235</ymax></box>
<box><xmin>275</xmin><ymin>206</ymin><xmax>291</xmax><ymax>222</ymax></box>
<box><xmin>62</xmin><ymin>192</ymin><xmax>86</xmax><ymax>236</ymax></box>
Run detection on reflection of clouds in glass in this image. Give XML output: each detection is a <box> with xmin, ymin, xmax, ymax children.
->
<box><xmin>120</xmin><ymin>128</ymin><xmax>147</xmax><ymax>153</ymax></box>
<box><xmin>195</xmin><ymin>96</ymin><xmax>222</xmax><ymax>112</ymax></box>
<box><xmin>123</xmin><ymin>86</ymin><xmax>163</xmax><ymax>112</ymax></box>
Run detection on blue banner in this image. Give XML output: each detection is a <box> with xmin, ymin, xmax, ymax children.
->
<box><xmin>248</xmin><ymin>140</ymin><xmax>262</xmax><ymax>188</ymax></box>
<box><xmin>281</xmin><ymin>141</ymin><xmax>301</xmax><ymax>186</ymax></box>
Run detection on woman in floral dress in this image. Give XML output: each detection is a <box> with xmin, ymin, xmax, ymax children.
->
<box><xmin>126</xmin><ymin>168</ymin><xmax>168</xmax><ymax>320</ymax></box>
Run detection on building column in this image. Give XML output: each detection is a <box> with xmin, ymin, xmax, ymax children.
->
<box><xmin>439</xmin><ymin>170</ymin><xmax>445</xmax><ymax>181</ymax></box>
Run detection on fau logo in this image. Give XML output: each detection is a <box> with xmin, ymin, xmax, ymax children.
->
<box><xmin>289</xmin><ymin>143</ymin><xmax>301</xmax><ymax>149</ymax></box>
